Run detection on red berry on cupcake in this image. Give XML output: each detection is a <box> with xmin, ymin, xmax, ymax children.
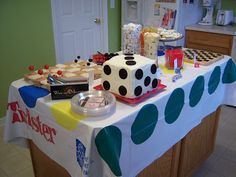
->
<box><xmin>57</xmin><ymin>70</ymin><xmax>62</xmax><ymax>75</ymax></box>
<box><xmin>44</xmin><ymin>64</ymin><xmax>49</xmax><ymax>69</ymax></box>
<box><xmin>28</xmin><ymin>65</ymin><xmax>35</xmax><ymax>71</ymax></box>
<box><xmin>38</xmin><ymin>69</ymin><xmax>43</xmax><ymax>75</ymax></box>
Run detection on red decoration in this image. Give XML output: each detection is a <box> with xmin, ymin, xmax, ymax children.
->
<box><xmin>38</xmin><ymin>69</ymin><xmax>43</xmax><ymax>75</ymax></box>
<box><xmin>57</xmin><ymin>70</ymin><xmax>62</xmax><ymax>75</ymax></box>
<box><xmin>92</xmin><ymin>54</ymin><xmax>106</xmax><ymax>64</ymax></box>
<box><xmin>194</xmin><ymin>62</ymin><xmax>200</xmax><ymax>68</ymax></box>
<box><xmin>44</xmin><ymin>64</ymin><xmax>50</xmax><ymax>69</ymax></box>
<box><xmin>53</xmin><ymin>75</ymin><xmax>58</xmax><ymax>79</ymax></box>
<box><xmin>165</xmin><ymin>49</ymin><xmax>184</xmax><ymax>69</ymax></box>
<box><xmin>28</xmin><ymin>65</ymin><xmax>35</xmax><ymax>71</ymax></box>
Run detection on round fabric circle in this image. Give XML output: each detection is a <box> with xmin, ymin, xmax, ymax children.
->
<box><xmin>124</xmin><ymin>56</ymin><xmax>134</xmax><ymax>60</ymax></box>
<box><xmin>152</xmin><ymin>78</ymin><xmax>158</xmax><ymax>88</ymax></box>
<box><xmin>119</xmin><ymin>69</ymin><xmax>128</xmax><ymax>79</ymax></box>
<box><xmin>135</xmin><ymin>69</ymin><xmax>143</xmax><ymax>80</ymax></box>
<box><xmin>222</xmin><ymin>59</ymin><xmax>236</xmax><ymax>84</ymax></box>
<box><xmin>144</xmin><ymin>76</ymin><xmax>151</xmax><ymax>87</ymax></box>
<box><xmin>151</xmin><ymin>64</ymin><xmax>157</xmax><ymax>74</ymax></box>
<box><xmin>119</xmin><ymin>86</ymin><xmax>127</xmax><ymax>96</ymax></box>
<box><xmin>103</xmin><ymin>65</ymin><xmax>111</xmax><ymax>75</ymax></box>
<box><xmin>126</xmin><ymin>61</ymin><xmax>136</xmax><ymax>66</ymax></box>
<box><xmin>208</xmin><ymin>66</ymin><xmax>221</xmax><ymax>95</ymax></box>
<box><xmin>95</xmin><ymin>125</ymin><xmax>122</xmax><ymax>176</ymax></box>
<box><xmin>134</xmin><ymin>86</ymin><xmax>142</xmax><ymax>97</ymax></box>
<box><xmin>189</xmin><ymin>76</ymin><xmax>205</xmax><ymax>107</ymax></box>
<box><xmin>103</xmin><ymin>81</ymin><xmax>110</xmax><ymax>90</ymax></box>
<box><xmin>165</xmin><ymin>88</ymin><xmax>185</xmax><ymax>124</ymax></box>
<box><xmin>131</xmin><ymin>104</ymin><xmax>158</xmax><ymax>144</ymax></box>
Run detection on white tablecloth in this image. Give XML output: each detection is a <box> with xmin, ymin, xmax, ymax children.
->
<box><xmin>4</xmin><ymin>56</ymin><xmax>236</xmax><ymax>177</ymax></box>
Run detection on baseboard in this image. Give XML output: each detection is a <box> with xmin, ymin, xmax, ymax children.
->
<box><xmin>0</xmin><ymin>116</ymin><xmax>6</xmax><ymax>127</ymax></box>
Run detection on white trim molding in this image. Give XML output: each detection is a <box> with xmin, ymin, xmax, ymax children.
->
<box><xmin>102</xmin><ymin>0</ymin><xmax>109</xmax><ymax>53</ymax></box>
<box><xmin>51</xmin><ymin>0</ymin><xmax>61</xmax><ymax>63</ymax></box>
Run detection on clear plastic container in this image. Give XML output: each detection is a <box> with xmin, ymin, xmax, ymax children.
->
<box><xmin>71</xmin><ymin>90</ymin><xmax>116</xmax><ymax>117</ymax></box>
<box><xmin>165</xmin><ymin>48</ymin><xmax>184</xmax><ymax>70</ymax></box>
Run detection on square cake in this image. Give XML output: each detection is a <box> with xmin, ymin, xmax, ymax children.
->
<box><xmin>102</xmin><ymin>54</ymin><xmax>158</xmax><ymax>98</ymax></box>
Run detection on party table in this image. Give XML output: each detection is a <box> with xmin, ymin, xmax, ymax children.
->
<box><xmin>4</xmin><ymin>55</ymin><xmax>236</xmax><ymax>177</ymax></box>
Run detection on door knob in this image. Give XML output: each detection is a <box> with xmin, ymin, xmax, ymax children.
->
<box><xmin>94</xmin><ymin>18</ymin><xmax>101</xmax><ymax>24</ymax></box>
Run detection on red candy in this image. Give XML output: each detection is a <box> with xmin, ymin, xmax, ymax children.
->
<box><xmin>28</xmin><ymin>65</ymin><xmax>35</xmax><ymax>71</ymax></box>
<box><xmin>53</xmin><ymin>75</ymin><xmax>58</xmax><ymax>79</ymax></box>
<box><xmin>57</xmin><ymin>70</ymin><xmax>62</xmax><ymax>75</ymax></box>
<box><xmin>92</xmin><ymin>54</ymin><xmax>106</xmax><ymax>64</ymax></box>
<box><xmin>44</xmin><ymin>64</ymin><xmax>49</xmax><ymax>69</ymax></box>
<box><xmin>38</xmin><ymin>69</ymin><xmax>43</xmax><ymax>75</ymax></box>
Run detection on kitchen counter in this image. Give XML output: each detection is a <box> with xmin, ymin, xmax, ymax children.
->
<box><xmin>185</xmin><ymin>24</ymin><xmax>236</xmax><ymax>36</ymax></box>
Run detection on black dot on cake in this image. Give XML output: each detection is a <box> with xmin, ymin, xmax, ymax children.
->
<box><xmin>126</xmin><ymin>61</ymin><xmax>136</xmax><ymax>66</ymax></box>
<box><xmin>152</xmin><ymin>79</ymin><xmax>158</xmax><ymax>88</ymax></box>
<box><xmin>119</xmin><ymin>69</ymin><xmax>128</xmax><ymax>79</ymax></box>
<box><xmin>124</xmin><ymin>56</ymin><xmax>134</xmax><ymax>60</ymax></box>
<box><xmin>134</xmin><ymin>86</ymin><xmax>142</xmax><ymax>97</ymax></box>
<box><xmin>103</xmin><ymin>65</ymin><xmax>111</xmax><ymax>75</ymax></box>
<box><xmin>135</xmin><ymin>69</ymin><xmax>143</xmax><ymax>80</ymax></box>
<box><xmin>119</xmin><ymin>86</ymin><xmax>127</xmax><ymax>96</ymax></box>
<box><xmin>103</xmin><ymin>81</ymin><xmax>110</xmax><ymax>90</ymax></box>
<box><xmin>144</xmin><ymin>76</ymin><xmax>151</xmax><ymax>87</ymax></box>
<box><xmin>124</xmin><ymin>53</ymin><xmax>134</xmax><ymax>56</ymax></box>
<box><xmin>151</xmin><ymin>64</ymin><xmax>157</xmax><ymax>74</ymax></box>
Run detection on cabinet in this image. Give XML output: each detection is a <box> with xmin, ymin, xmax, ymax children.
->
<box><xmin>177</xmin><ymin>107</ymin><xmax>221</xmax><ymax>177</ymax></box>
<box><xmin>137</xmin><ymin>142</ymin><xmax>181</xmax><ymax>177</ymax></box>
<box><xmin>28</xmin><ymin>107</ymin><xmax>221</xmax><ymax>177</ymax></box>
<box><xmin>185</xmin><ymin>30</ymin><xmax>233</xmax><ymax>55</ymax></box>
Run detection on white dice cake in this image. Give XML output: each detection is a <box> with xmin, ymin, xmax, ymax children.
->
<box><xmin>102</xmin><ymin>54</ymin><xmax>158</xmax><ymax>98</ymax></box>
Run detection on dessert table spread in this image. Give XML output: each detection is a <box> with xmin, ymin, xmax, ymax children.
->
<box><xmin>4</xmin><ymin>55</ymin><xmax>236</xmax><ymax>177</ymax></box>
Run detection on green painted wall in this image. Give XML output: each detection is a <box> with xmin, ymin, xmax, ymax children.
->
<box><xmin>0</xmin><ymin>0</ymin><xmax>56</xmax><ymax>117</ymax></box>
<box><xmin>0</xmin><ymin>0</ymin><xmax>121</xmax><ymax>118</ymax></box>
<box><xmin>221</xmin><ymin>0</ymin><xmax>236</xmax><ymax>15</ymax></box>
<box><xmin>108</xmin><ymin>0</ymin><xmax>121</xmax><ymax>53</ymax></box>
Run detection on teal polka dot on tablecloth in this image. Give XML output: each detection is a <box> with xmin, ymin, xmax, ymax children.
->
<box><xmin>165</xmin><ymin>88</ymin><xmax>185</xmax><ymax>124</ymax></box>
<box><xmin>222</xmin><ymin>59</ymin><xmax>236</xmax><ymax>84</ymax></box>
<box><xmin>131</xmin><ymin>104</ymin><xmax>158</xmax><ymax>145</ymax></box>
<box><xmin>189</xmin><ymin>76</ymin><xmax>205</xmax><ymax>107</ymax></box>
<box><xmin>208</xmin><ymin>66</ymin><xmax>221</xmax><ymax>95</ymax></box>
<box><xmin>95</xmin><ymin>126</ymin><xmax>122</xmax><ymax>176</ymax></box>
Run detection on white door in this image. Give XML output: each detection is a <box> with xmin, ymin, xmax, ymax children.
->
<box><xmin>51</xmin><ymin>0</ymin><xmax>108</xmax><ymax>63</ymax></box>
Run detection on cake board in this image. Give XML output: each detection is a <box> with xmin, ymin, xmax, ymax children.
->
<box><xmin>184</xmin><ymin>48</ymin><xmax>224</xmax><ymax>66</ymax></box>
<box><xmin>24</xmin><ymin>61</ymin><xmax>102</xmax><ymax>89</ymax></box>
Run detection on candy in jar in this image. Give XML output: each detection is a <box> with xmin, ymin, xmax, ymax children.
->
<box><xmin>122</xmin><ymin>23</ymin><xmax>142</xmax><ymax>54</ymax></box>
<box><xmin>143</xmin><ymin>32</ymin><xmax>160</xmax><ymax>60</ymax></box>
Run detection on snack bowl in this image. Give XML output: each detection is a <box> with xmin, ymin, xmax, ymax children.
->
<box><xmin>71</xmin><ymin>90</ymin><xmax>116</xmax><ymax>116</ymax></box>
